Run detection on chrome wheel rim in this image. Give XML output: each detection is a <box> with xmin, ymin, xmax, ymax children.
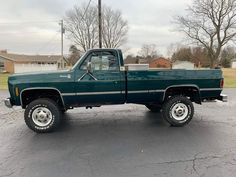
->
<box><xmin>32</xmin><ymin>107</ymin><xmax>53</xmax><ymax>127</ymax></box>
<box><xmin>171</xmin><ymin>103</ymin><xmax>188</xmax><ymax>121</ymax></box>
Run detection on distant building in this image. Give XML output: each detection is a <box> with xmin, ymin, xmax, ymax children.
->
<box><xmin>124</xmin><ymin>57</ymin><xmax>138</xmax><ymax>64</ymax></box>
<box><xmin>149</xmin><ymin>57</ymin><xmax>171</xmax><ymax>68</ymax></box>
<box><xmin>0</xmin><ymin>50</ymin><xmax>68</xmax><ymax>73</ymax></box>
<box><xmin>172</xmin><ymin>61</ymin><xmax>195</xmax><ymax>69</ymax></box>
<box><xmin>232</xmin><ymin>59</ymin><xmax>236</xmax><ymax>69</ymax></box>
<box><xmin>124</xmin><ymin>57</ymin><xmax>148</xmax><ymax>65</ymax></box>
<box><xmin>138</xmin><ymin>58</ymin><xmax>148</xmax><ymax>64</ymax></box>
<box><xmin>124</xmin><ymin>56</ymin><xmax>171</xmax><ymax>69</ymax></box>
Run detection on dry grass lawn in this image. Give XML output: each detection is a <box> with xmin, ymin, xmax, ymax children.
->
<box><xmin>223</xmin><ymin>69</ymin><xmax>236</xmax><ymax>88</ymax></box>
<box><xmin>0</xmin><ymin>74</ymin><xmax>9</xmax><ymax>90</ymax></box>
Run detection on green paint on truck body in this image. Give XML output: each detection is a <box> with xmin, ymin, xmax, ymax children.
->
<box><xmin>7</xmin><ymin>49</ymin><xmax>223</xmax><ymax>109</ymax></box>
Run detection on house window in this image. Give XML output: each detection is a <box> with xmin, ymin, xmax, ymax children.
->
<box><xmin>0</xmin><ymin>60</ymin><xmax>4</xmax><ymax>72</ymax></box>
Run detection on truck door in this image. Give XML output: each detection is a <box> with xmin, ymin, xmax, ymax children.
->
<box><xmin>74</xmin><ymin>50</ymin><xmax>125</xmax><ymax>105</ymax></box>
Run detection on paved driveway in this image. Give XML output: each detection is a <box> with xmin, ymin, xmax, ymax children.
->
<box><xmin>0</xmin><ymin>89</ymin><xmax>236</xmax><ymax>177</ymax></box>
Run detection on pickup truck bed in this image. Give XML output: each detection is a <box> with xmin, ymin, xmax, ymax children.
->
<box><xmin>126</xmin><ymin>69</ymin><xmax>222</xmax><ymax>103</ymax></box>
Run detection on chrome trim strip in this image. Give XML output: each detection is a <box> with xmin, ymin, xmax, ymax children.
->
<box><xmin>129</xmin><ymin>90</ymin><xmax>165</xmax><ymax>94</ymax></box>
<box><xmin>62</xmin><ymin>90</ymin><xmax>155</xmax><ymax>95</ymax></box>
<box><xmin>78</xmin><ymin>72</ymin><xmax>98</xmax><ymax>81</ymax></box>
<box><xmin>200</xmin><ymin>88</ymin><xmax>222</xmax><ymax>91</ymax></box>
<box><xmin>88</xmin><ymin>73</ymin><xmax>98</xmax><ymax>81</ymax></box>
<box><xmin>62</xmin><ymin>91</ymin><xmax>122</xmax><ymax>96</ymax></box>
<box><xmin>78</xmin><ymin>73</ymin><xmax>87</xmax><ymax>81</ymax></box>
<box><xmin>20</xmin><ymin>87</ymin><xmax>66</xmax><ymax>108</ymax></box>
<box><xmin>61</xmin><ymin>93</ymin><xmax>76</xmax><ymax>96</ymax></box>
<box><xmin>128</xmin><ymin>90</ymin><xmax>148</xmax><ymax>94</ymax></box>
<box><xmin>60</xmin><ymin>87</ymin><xmax>222</xmax><ymax>98</ymax></box>
<box><xmin>149</xmin><ymin>90</ymin><xmax>165</xmax><ymax>93</ymax></box>
<box><xmin>76</xmin><ymin>91</ymin><xmax>121</xmax><ymax>96</ymax></box>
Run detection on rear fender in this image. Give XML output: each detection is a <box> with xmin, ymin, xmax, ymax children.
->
<box><xmin>163</xmin><ymin>85</ymin><xmax>201</xmax><ymax>104</ymax></box>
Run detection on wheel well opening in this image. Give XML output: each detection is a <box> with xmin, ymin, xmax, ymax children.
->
<box><xmin>21</xmin><ymin>89</ymin><xmax>64</xmax><ymax>109</ymax></box>
<box><xmin>164</xmin><ymin>87</ymin><xmax>201</xmax><ymax>104</ymax></box>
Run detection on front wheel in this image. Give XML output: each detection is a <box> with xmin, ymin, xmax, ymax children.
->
<box><xmin>24</xmin><ymin>98</ymin><xmax>62</xmax><ymax>133</ymax></box>
<box><xmin>162</xmin><ymin>95</ymin><xmax>194</xmax><ymax>127</ymax></box>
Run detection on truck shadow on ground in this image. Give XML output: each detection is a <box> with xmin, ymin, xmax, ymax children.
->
<box><xmin>27</xmin><ymin>110</ymin><xmax>217</xmax><ymax>154</ymax></box>
<box><xmin>57</xmin><ymin>111</ymin><xmax>168</xmax><ymax>132</ymax></box>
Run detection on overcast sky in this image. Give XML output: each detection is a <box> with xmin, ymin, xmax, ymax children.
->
<box><xmin>0</xmin><ymin>0</ymin><xmax>191</xmax><ymax>56</ymax></box>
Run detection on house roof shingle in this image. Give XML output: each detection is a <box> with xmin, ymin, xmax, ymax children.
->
<box><xmin>0</xmin><ymin>52</ymin><xmax>61</xmax><ymax>63</ymax></box>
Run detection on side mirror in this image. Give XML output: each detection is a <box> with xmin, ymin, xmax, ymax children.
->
<box><xmin>87</xmin><ymin>62</ymin><xmax>92</xmax><ymax>72</ymax></box>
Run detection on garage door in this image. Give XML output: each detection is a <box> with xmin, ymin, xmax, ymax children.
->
<box><xmin>232</xmin><ymin>62</ymin><xmax>236</xmax><ymax>69</ymax></box>
<box><xmin>14</xmin><ymin>63</ymin><xmax>57</xmax><ymax>73</ymax></box>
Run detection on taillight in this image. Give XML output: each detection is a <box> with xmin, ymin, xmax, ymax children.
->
<box><xmin>220</xmin><ymin>79</ymin><xmax>224</xmax><ymax>88</ymax></box>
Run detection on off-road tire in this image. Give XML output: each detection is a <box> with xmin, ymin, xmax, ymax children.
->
<box><xmin>24</xmin><ymin>98</ymin><xmax>61</xmax><ymax>133</ymax></box>
<box><xmin>162</xmin><ymin>95</ymin><xmax>194</xmax><ymax>127</ymax></box>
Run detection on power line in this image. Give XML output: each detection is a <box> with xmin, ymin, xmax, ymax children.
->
<box><xmin>81</xmin><ymin>0</ymin><xmax>92</xmax><ymax>20</ymax></box>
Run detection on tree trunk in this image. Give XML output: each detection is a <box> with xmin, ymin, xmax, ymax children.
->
<box><xmin>210</xmin><ymin>58</ymin><xmax>215</xmax><ymax>68</ymax></box>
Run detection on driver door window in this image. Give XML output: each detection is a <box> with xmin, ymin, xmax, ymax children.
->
<box><xmin>80</xmin><ymin>51</ymin><xmax>118</xmax><ymax>71</ymax></box>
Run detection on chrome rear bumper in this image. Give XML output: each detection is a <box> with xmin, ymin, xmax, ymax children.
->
<box><xmin>218</xmin><ymin>94</ymin><xmax>228</xmax><ymax>102</ymax></box>
<box><xmin>4</xmin><ymin>98</ymin><xmax>13</xmax><ymax>108</ymax></box>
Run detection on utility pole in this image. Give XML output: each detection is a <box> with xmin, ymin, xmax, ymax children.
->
<box><xmin>59</xmin><ymin>20</ymin><xmax>65</xmax><ymax>68</ymax></box>
<box><xmin>98</xmin><ymin>0</ymin><xmax>102</xmax><ymax>48</ymax></box>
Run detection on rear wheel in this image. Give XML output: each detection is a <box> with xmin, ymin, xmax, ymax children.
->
<box><xmin>162</xmin><ymin>95</ymin><xmax>194</xmax><ymax>127</ymax></box>
<box><xmin>145</xmin><ymin>104</ymin><xmax>162</xmax><ymax>112</ymax></box>
<box><xmin>24</xmin><ymin>98</ymin><xmax>61</xmax><ymax>133</ymax></box>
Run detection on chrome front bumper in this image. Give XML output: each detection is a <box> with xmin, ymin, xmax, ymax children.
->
<box><xmin>4</xmin><ymin>98</ymin><xmax>13</xmax><ymax>108</ymax></box>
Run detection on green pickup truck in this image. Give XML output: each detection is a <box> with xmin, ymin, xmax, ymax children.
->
<box><xmin>4</xmin><ymin>49</ymin><xmax>227</xmax><ymax>133</ymax></box>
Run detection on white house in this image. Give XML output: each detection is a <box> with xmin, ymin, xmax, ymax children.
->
<box><xmin>0</xmin><ymin>50</ymin><xmax>68</xmax><ymax>73</ymax></box>
<box><xmin>232</xmin><ymin>59</ymin><xmax>236</xmax><ymax>69</ymax></box>
<box><xmin>172</xmin><ymin>61</ymin><xmax>195</xmax><ymax>69</ymax></box>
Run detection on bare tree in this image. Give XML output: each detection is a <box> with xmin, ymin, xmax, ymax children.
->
<box><xmin>191</xmin><ymin>47</ymin><xmax>211</xmax><ymax>67</ymax></box>
<box><xmin>102</xmin><ymin>6</ymin><xmax>128</xmax><ymax>48</ymax></box>
<box><xmin>176</xmin><ymin>0</ymin><xmax>236</xmax><ymax>68</ymax></box>
<box><xmin>65</xmin><ymin>4</ymin><xmax>98</xmax><ymax>52</ymax></box>
<box><xmin>220</xmin><ymin>46</ymin><xmax>236</xmax><ymax>67</ymax></box>
<box><xmin>171</xmin><ymin>47</ymin><xmax>193</xmax><ymax>62</ymax></box>
<box><xmin>65</xmin><ymin>3</ymin><xmax>128</xmax><ymax>51</ymax></box>
<box><xmin>171</xmin><ymin>46</ymin><xmax>211</xmax><ymax>67</ymax></box>
<box><xmin>138</xmin><ymin>44</ymin><xmax>159</xmax><ymax>59</ymax></box>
